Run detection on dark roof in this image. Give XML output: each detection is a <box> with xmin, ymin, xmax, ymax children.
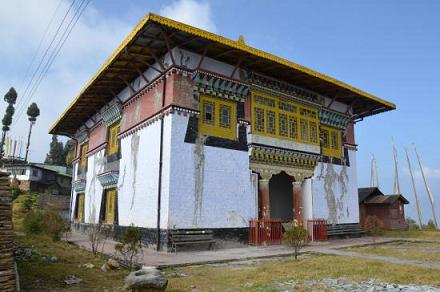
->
<box><xmin>50</xmin><ymin>13</ymin><xmax>395</xmax><ymax>136</ymax></box>
<box><xmin>358</xmin><ymin>187</ymin><xmax>409</xmax><ymax>205</ymax></box>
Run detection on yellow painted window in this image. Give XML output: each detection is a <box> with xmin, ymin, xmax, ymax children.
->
<box><xmin>107</xmin><ymin>122</ymin><xmax>120</xmax><ymax>156</ymax></box>
<box><xmin>251</xmin><ymin>91</ymin><xmax>319</xmax><ymax>146</ymax></box>
<box><xmin>77</xmin><ymin>193</ymin><xmax>85</xmax><ymax>222</ymax></box>
<box><xmin>104</xmin><ymin>189</ymin><xmax>116</xmax><ymax>224</ymax></box>
<box><xmin>321</xmin><ymin>125</ymin><xmax>342</xmax><ymax>158</ymax></box>
<box><xmin>80</xmin><ymin>143</ymin><xmax>88</xmax><ymax>169</ymax></box>
<box><xmin>199</xmin><ymin>95</ymin><xmax>237</xmax><ymax>140</ymax></box>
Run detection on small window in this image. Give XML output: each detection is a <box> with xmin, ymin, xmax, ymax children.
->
<box><xmin>266</xmin><ymin>110</ymin><xmax>276</xmax><ymax>135</ymax></box>
<box><xmin>322</xmin><ymin>129</ymin><xmax>330</xmax><ymax>148</ymax></box>
<box><xmin>80</xmin><ymin>143</ymin><xmax>88</xmax><ymax>169</ymax></box>
<box><xmin>289</xmin><ymin>116</ymin><xmax>298</xmax><ymax>139</ymax></box>
<box><xmin>32</xmin><ymin>169</ymin><xmax>39</xmax><ymax>177</ymax></box>
<box><xmin>219</xmin><ymin>104</ymin><xmax>231</xmax><ymax>128</ymax></box>
<box><xmin>300</xmin><ymin>118</ymin><xmax>308</xmax><ymax>141</ymax></box>
<box><xmin>279</xmin><ymin>113</ymin><xmax>288</xmax><ymax>137</ymax></box>
<box><xmin>310</xmin><ymin>121</ymin><xmax>318</xmax><ymax>144</ymax></box>
<box><xmin>107</xmin><ymin>122</ymin><xmax>120</xmax><ymax>156</ymax></box>
<box><xmin>321</xmin><ymin>126</ymin><xmax>342</xmax><ymax>158</ymax></box>
<box><xmin>254</xmin><ymin>108</ymin><xmax>265</xmax><ymax>133</ymax></box>
<box><xmin>331</xmin><ymin>131</ymin><xmax>338</xmax><ymax>150</ymax></box>
<box><xmin>203</xmin><ymin>101</ymin><xmax>215</xmax><ymax>125</ymax></box>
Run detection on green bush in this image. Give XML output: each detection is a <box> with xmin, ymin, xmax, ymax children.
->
<box><xmin>23</xmin><ymin>206</ymin><xmax>67</xmax><ymax>241</ymax></box>
<box><xmin>406</xmin><ymin>217</ymin><xmax>420</xmax><ymax>230</ymax></box>
<box><xmin>115</xmin><ymin>225</ymin><xmax>143</xmax><ymax>270</ymax></box>
<box><xmin>423</xmin><ymin>219</ymin><xmax>437</xmax><ymax>231</ymax></box>
<box><xmin>283</xmin><ymin>221</ymin><xmax>308</xmax><ymax>260</ymax></box>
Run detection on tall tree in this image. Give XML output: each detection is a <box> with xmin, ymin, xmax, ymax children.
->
<box><xmin>24</xmin><ymin>103</ymin><xmax>40</xmax><ymax>162</ymax></box>
<box><xmin>0</xmin><ymin>87</ymin><xmax>18</xmax><ymax>158</ymax></box>
<box><xmin>45</xmin><ymin>135</ymin><xmax>65</xmax><ymax>165</ymax></box>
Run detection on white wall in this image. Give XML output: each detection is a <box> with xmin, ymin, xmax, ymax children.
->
<box><xmin>167</xmin><ymin>114</ymin><xmax>257</xmax><ymax>229</ymax></box>
<box><xmin>84</xmin><ymin>149</ymin><xmax>105</xmax><ymax>224</ymax></box>
<box><xmin>311</xmin><ymin>149</ymin><xmax>359</xmax><ymax>224</ymax></box>
<box><xmin>117</xmin><ymin>115</ymin><xmax>172</xmax><ymax>228</ymax></box>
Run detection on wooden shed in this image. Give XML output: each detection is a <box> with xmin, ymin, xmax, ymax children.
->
<box><xmin>358</xmin><ymin>187</ymin><xmax>409</xmax><ymax>230</ymax></box>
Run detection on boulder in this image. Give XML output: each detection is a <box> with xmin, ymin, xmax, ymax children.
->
<box><xmin>50</xmin><ymin>256</ymin><xmax>59</xmax><ymax>263</ymax></box>
<box><xmin>101</xmin><ymin>263</ymin><xmax>109</xmax><ymax>272</ymax></box>
<box><xmin>107</xmin><ymin>258</ymin><xmax>120</xmax><ymax>269</ymax></box>
<box><xmin>124</xmin><ymin>266</ymin><xmax>168</xmax><ymax>291</ymax></box>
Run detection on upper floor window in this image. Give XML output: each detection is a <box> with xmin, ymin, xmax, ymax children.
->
<box><xmin>107</xmin><ymin>122</ymin><xmax>120</xmax><ymax>156</ymax></box>
<box><xmin>251</xmin><ymin>91</ymin><xmax>319</xmax><ymax>146</ymax></box>
<box><xmin>199</xmin><ymin>95</ymin><xmax>236</xmax><ymax>140</ymax></box>
<box><xmin>321</xmin><ymin>125</ymin><xmax>342</xmax><ymax>158</ymax></box>
<box><xmin>79</xmin><ymin>143</ymin><xmax>88</xmax><ymax>169</ymax></box>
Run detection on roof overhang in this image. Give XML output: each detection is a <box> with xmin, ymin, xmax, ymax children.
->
<box><xmin>50</xmin><ymin>13</ymin><xmax>396</xmax><ymax>136</ymax></box>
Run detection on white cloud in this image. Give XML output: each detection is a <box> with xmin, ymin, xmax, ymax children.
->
<box><xmin>0</xmin><ymin>0</ymin><xmax>134</xmax><ymax>162</ymax></box>
<box><xmin>160</xmin><ymin>0</ymin><xmax>217</xmax><ymax>32</ymax></box>
<box><xmin>402</xmin><ymin>166</ymin><xmax>440</xmax><ymax>180</ymax></box>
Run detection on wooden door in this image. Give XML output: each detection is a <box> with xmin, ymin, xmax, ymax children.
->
<box><xmin>105</xmin><ymin>189</ymin><xmax>116</xmax><ymax>224</ymax></box>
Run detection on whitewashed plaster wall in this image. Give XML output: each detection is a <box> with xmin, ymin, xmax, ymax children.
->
<box><xmin>167</xmin><ymin>113</ymin><xmax>257</xmax><ymax>229</ymax></box>
<box><xmin>117</xmin><ymin>115</ymin><xmax>172</xmax><ymax>228</ymax></box>
<box><xmin>84</xmin><ymin>149</ymin><xmax>105</xmax><ymax>224</ymax></box>
<box><xmin>311</xmin><ymin>149</ymin><xmax>359</xmax><ymax>224</ymax></box>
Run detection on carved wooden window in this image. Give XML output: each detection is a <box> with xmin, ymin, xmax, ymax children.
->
<box><xmin>199</xmin><ymin>95</ymin><xmax>236</xmax><ymax>140</ymax></box>
<box><xmin>321</xmin><ymin>125</ymin><xmax>342</xmax><ymax>158</ymax></box>
<box><xmin>79</xmin><ymin>143</ymin><xmax>88</xmax><ymax>170</ymax></box>
<box><xmin>76</xmin><ymin>193</ymin><xmax>85</xmax><ymax>222</ymax></box>
<box><xmin>266</xmin><ymin>110</ymin><xmax>276</xmax><ymax>134</ymax></box>
<box><xmin>104</xmin><ymin>189</ymin><xmax>116</xmax><ymax>224</ymax></box>
<box><xmin>219</xmin><ymin>104</ymin><xmax>231</xmax><ymax>129</ymax></box>
<box><xmin>252</xmin><ymin>91</ymin><xmax>319</xmax><ymax>145</ymax></box>
<box><xmin>279</xmin><ymin>113</ymin><xmax>288</xmax><ymax>137</ymax></box>
<box><xmin>107</xmin><ymin>122</ymin><xmax>120</xmax><ymax>156</ymax></box>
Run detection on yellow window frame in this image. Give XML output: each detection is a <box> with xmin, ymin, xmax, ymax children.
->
<box><xmin>104</xmin><ymin>189</ymin><xmax>116</xmax><ymax>224</ymax></box>
<box><xmin>107</xmin><ymin>122</ymin><xmax>120</xmax><ymax>156</ymax></box>
<box><xmin>321</xmin><ymin>125</ymin><xmax>342</xmax><ymax>158</ymax></box>
<box><xmin>77</xmin><ymin>193</ymin><xmax>85</xmax><ymax>222</ymax></box>
<box><xmin>199</xmin><ymin>95</ymin><xmax>237</xmax><ymax>140</ymax></box>
<box><xmin>251</xmin><ymin>91</ymin><xmax>319</xmax><ymax>146</ymax></box>
<box><xmin>80</xmin><ymin>143</ymin><xmax>88</xmax><ymax>169</ymax></box>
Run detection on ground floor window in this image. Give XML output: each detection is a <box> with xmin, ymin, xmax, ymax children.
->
<box><xmin>76</xmin><ymin>193</ymin><xmax>85</xmax><ymax>222</ymax></box>
<box><xmin>104</xmin><ymin>189</ymin><xmax>117</xmax><ymax>224</ymax></box>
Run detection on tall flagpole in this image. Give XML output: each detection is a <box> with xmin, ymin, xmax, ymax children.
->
<box><xmin>370</xmin><ymin>154</ymin><xmax>379</xmax><ymax>188</ymax></box>
<box><xmin>392</xmin><ymin>140</ymin><xmax>400</xmax><ymax>194</ymax></box>
<box><xmin>405</xmin><ymin>148</ymin><xmax>423</xmax><ymax>229</ymax></box>
<box><xmin>413</xmin><ymin>144</ymin><xmax>438</xmax><ymax>228</ymax></box>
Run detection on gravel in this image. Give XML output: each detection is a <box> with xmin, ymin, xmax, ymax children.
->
<box><xmin>274</xmin><ymin>278</ymin><xmax>440</xmax><ymax>291</ymax></box>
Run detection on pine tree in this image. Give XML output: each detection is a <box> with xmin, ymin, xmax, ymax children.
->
<box><xmin>24</xmin><ymin>103</ymin><xmax>40</xmax><ymax>162</ymax></box>
<box><xmin>45</xmin><ymin>135</ymin><xmax>65</xmax><ymax>165</ymax></box>
<box><xmin>0</xmin><ymin>87</ymin><xmax>18</xmax><ymax>158</ymax></box>
<box><xmin>63</xmin><ymin>139</ymin><xmax>76</xmax><ymax>166</ymax></box>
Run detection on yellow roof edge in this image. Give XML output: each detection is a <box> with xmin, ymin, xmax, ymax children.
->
<box><xmin>50</xmin><ymin>12</ymin><xmax>395</xmax><ymax>135</ymax></box>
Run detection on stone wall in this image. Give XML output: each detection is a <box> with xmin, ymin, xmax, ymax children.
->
<box><xmin>0</xmin><ymin>172</ymin><xmax>16</xmax><ymax>291</ymax></box>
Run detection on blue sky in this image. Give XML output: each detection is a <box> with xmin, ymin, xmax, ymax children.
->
<box><xmin>0</xmin><ymin>0</ymin><xmax>439</xmax><ymax>223</ymax></box>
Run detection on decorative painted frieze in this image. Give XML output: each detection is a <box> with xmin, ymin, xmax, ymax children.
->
<box><xmin>97</xmin><ymin>171</ymin><xmax>119</xmax><ymax>190</ymax></box>
<box><xmin>319</xmin><ymin>108</ymin><xmax>350</xmax><ymax>129</ymax></box>
<box><xmin>247</xmin><ymin>72</ymin><xmax>324</xmax><ymax>105</ymax></box>
<box><xmin>101</xmin><ymin>102</ymin><xmax>122</xmax><ymax>126</ymax></box>
<box><xmin>72</xmin><ymin>179</ymin><xmax>86</xmax><ymax>192</ymax></box>
<box><xmin>193</xmin><ymin>70</ymin><xmax>249</xmax><ymax>102</ymax></box>
<box><xmin>74</xmin><ymin>130</ymin><xmax>88</xmax><ymax>144</ymax></box>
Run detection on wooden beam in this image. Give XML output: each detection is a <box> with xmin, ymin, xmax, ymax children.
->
<box><xmin>117</xmin><ymin>76</ymin><xmax>135</xmax><ymax>93</ymax></box>
<box><xmin>129</xmin><ymin>62</ymin><xmax>149</xmax><ymax>84</ymax></box>
<box><xmin>197</xmin><ymin>44</ymin><xmax>210</xmax><ymax>70</ymax></box>
<box><xmin>230</xmin><ymin>57</ymin><xmax>243</xmax><ymax>78</ymax></box>
<box><xmin>126</xmin><ymin>51</ymin><xmax>163</xmax><ymax>74</ymax></box>
<box><xmin>159</xmin><ymin>28</ymin><xmax>176</xmax><ymax>65</ymax></box>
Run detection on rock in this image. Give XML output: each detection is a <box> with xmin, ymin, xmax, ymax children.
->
<box><xmin>124</xmin><ymin>266</ymin><xmax>168</xmax><ymax>291</ymax></box>
<box><xmin>82</xmin><ymin>263</ymin><xmax>95</xmax><ymax>269</ymax></box>
<box><xmin>107</xmin><ymin>258</ymin><xmax>120</xmax><ymax>269</ymax></box>
<box><xmin>64</xmin><ymin>275</ymin><xmax>82</xmax><ymax>285</ymax></box>
<box><xmin>101</xmin><ymin>263</ymin><xmax>109</xmax><ymax>272</ymax></box>
<box><xmin>24</xmin><ymin>248</ymin><xmax>33</xmax><ymax>258</ymax></box>
<box><xmin>50</xmin><ymin>256</ymin><xmax>59</xmax><ymax>263</ymax></box>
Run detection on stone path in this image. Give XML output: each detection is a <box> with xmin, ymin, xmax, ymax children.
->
<box><xmin>66</xmin><ymin>231</ymin><xmax>440</xmax><ymax>268</ymax></box>
<box><xmin>315</xmin><ymin>248</ymin><xmax>440</xmax><ymax>269</ymax></box>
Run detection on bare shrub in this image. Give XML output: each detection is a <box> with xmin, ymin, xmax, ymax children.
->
<box><xmin>88</xmin><ymin>223</ymin><xmax>108</xmax><ymax>255</ymax></box>
<box><xmin>115</xmin><ymin>225</ymin><xmax>143</xmax><ymax>270</ymax></box>
<box><xmin>363</xmin><ymin>215</ymin><xmax>385</xmax><ymax>236</ymax></box>
<box><xmin>283</xmin><ymin>220</ymin><xmax>308</xmax><ymax>260</ymax></box>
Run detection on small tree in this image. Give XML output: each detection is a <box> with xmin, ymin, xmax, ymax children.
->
<box><xmin>88</xmin><ymin>223</ymin><xmax>108</xmax><ymax>255</ymax></box>
<box><xmin>283</xmin><ymin>220</ymin><xmax>308</xmax><ymax>260</ymax></box>
<box><xmin>363</xmin><ymin>215</ymin><xmax>385</xmax><ymax>236</ymax></box>
<box><xmin>423</xmin><ymin>219</ymin><xmax>437</xmax><ymax>230</ymax></box>
<box><xmin>45</xmin><ymin>135</ymin><xmax>65</xmax><ymax>165</ymax></box>
<box><xmin>406</xmin><ymin>217</ymin><xmax>419</xmax><ymax>231</ymax></box>
<box><xmin>115</xmin><ymin>225</ymin><xmax>143</xmax><ymax>270</ymax></box>
<box><xmin>63</xmin><ymin>139</ymin><xmax>76</xmax><ymax>166</ymax></box>
<box><xmin>24</xmin><ymin>102</ymin><xmax>40</xmax><ymax>162</ymax></box>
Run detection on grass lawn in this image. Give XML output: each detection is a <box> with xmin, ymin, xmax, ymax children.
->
<box><xmin>383</xmin><ymin>230</ymin><xmax>440</xmax><ymax>240</ymax></box>
<box><xmin>165</xmin><ymin>253</ymin><xmax>440</xmax><ymax>291</ymax></box>
<box><xmin>16</xmin><ymin>233</ymin><xmax>129</xmax><ymax>291</ymax></box>
<box><xmin>346</xmin><ymin>241</ymin><xmax>440</xmax><ymax>264</ymax></box>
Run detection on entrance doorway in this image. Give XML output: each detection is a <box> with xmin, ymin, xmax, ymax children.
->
<box><xmin>269</xmin><ymin>172</ymin><xmax>293</xmax><ymax>221</ymax></box>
